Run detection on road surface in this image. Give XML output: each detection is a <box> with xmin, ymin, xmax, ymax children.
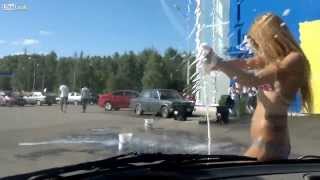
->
<box><xmin>0</xmin><ymin>105</ymin><xmax>319</xmax><ymax>177</ymax></box>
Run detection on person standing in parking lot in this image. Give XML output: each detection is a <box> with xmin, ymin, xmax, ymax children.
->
<box><xmin>59</xmin><ymin>84</ymin><xmax>69</xmax><ymax>113</ymax></box>
<box><xmin>80</xmin><ymin>86</ymin><xmax>90</xmax><ymax>113</ymax></box>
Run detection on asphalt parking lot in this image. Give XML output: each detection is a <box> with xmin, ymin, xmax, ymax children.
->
<box><xmin>0</xmin><ymin>104</ymin><xmax>319</xmax><ymax>177</ymax></box>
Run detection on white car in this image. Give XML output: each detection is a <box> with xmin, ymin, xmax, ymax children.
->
<box><xmin>23</xmin><ymin>92</ymin><xmax>46</xmax><ymax>105</ymax></box>
<box><xmin>68</xmin><ymin>92</ymin><xmax>81</xmax><ymax>105</ymax></box>
<box><xmin>23</xmin><ymin>92</ymin><xmax>56</xmax><ymax>106</ymax></box>
<box><xmin>56</xmin><ymin>92</ymin><xmax>82</xmax><ymax>105</ymax></box>
<box><xmin>0</xmin><ymin>91</ymin><xmax>6</xmax><ymax>106</ymax></box>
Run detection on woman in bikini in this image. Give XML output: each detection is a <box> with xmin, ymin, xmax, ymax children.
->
<box><xmin>202</xmin><ymin>13</ymin><xmax>313</xmax><ymax>161</ymax></box>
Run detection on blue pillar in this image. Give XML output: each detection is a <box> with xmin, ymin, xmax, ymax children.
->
<box><xmin>289</xmin><ymin>93</ymin><xmax>302</xmax><ymax>113</ymax></box>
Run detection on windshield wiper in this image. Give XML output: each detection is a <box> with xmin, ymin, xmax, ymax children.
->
<box><xmin>298</xmin><ymin>155</ymin><xmax>320</xmax><ymax>160</ymax></box>
<box><xmin>3</xmin><ymin>153</ymin><xmax>256</xmax><ymax>179</ymax></box>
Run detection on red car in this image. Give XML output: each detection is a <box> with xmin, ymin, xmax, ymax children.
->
<box><xmin>98</xmin><ymin>90</ymin><xmax>139</xmax><ymax>111</ymax></box>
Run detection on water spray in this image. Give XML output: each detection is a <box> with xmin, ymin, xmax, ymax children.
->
<box><xmin>195</xmin><ymin>0</ymin><xmax>213</xmax><ymax>155</ymax></box>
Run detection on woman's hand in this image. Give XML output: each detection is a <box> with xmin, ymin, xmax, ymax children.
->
<box><xmin>199</xmin><ymin>44</ymin><xmax>222</xmax><ymax>73</ymax></box>
<box><xmin>246</xmin><ymin>57</ymin><xmax>266</xmax><ymax>70</ymax></box>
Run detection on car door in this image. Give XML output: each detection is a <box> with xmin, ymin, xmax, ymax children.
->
<box><xmin>111</xmin><ymin>91</ymin><xmax>123</xmax><ymax>108</ymax></box>
<box><xmin>75</xmin><ymin>92</ymin><xmax>80</xmax><ymax>102</ymax></box>
<box><xmin>69</xmin><ymin>92</ymin><xmax>74</xmax><ymax>102</ymax></box>
<box><xmin>139</xmin><ymin>90</ymin><xmax>152</xmax><ymax>112</ymax></box>
<box><xmin>118</xmin><ymin>91</ymin><xmax>128</xmax><ymax>108</ymax></box>
<box><xmin>149</xmin><ymin>90</ymin><xmax>160</xmax><ymax>113</ymax></box>
<box><xmin>123</xmin><ymin>91</ymin><xmax>137</xmax><ymax>108</ymax></box>
<box><xmin>121</xmin><ymin>91</ymin><xmax>129</xmax><ymax>108</ymax></box>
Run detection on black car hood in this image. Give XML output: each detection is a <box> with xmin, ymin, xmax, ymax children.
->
<box><xmin>4</xmin><ymin>153</ymin><xmax>320</xmax><ymax>180</ymax></box>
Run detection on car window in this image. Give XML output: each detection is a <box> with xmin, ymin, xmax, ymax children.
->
<box><xmin>124</xmin><ymin>91</ymin><xmax>138</xmax><ymax>97</ymax></box>
<box><xmin>112</xmin><ymin>91</ymin><xmax>123</xmax><ymax>96</ymax></box>
<box><xmin>123</xmin><ymin>91</ymin><xmax>129</xmax><ymax>96</ymax></box>
<box><xmin>159</xmin><ymin>90</ymin><xmax>183</xmax><ymax>100</ymax></box>
<box><xmin>151</xmin><ymin>90</ymin><xmax>159</xmax><ymax>99</ymax></box>
<box><xmin>133</xmin><ymin>92</ymin><xmax>139</xmax><ymax>97</ymax></box>
<box><xmin>141</xmin><ymin>91</ymin><xmax>151</xmax><ymax>98</ymax></box>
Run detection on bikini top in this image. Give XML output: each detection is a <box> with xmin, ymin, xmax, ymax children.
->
<box><xmin>257</xmin><ymin>83</ymin><xmax>292</xmax><ymax>106</ymax></box>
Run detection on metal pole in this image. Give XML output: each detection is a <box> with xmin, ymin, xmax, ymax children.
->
<box><xmin>187</xmin><ymin>59</ymin><xmax>190</xmax><ymax>86</ymax></box>
<box><xmin>42</xmin><ymin>73</ymin><xmax>45</xmax><ymax>90</ymax></box>
<box><xmin>32</xmin><ymin>63</ymin><xmax>35</xmax><ymax>91</ymax></box>
<box><xmin>73</xmin><ymin>71</ymin><xmax>76</xmax><ymax>91</ymax></box>
<box><xmin>236</xmin><ymin>0</ymin><xmax>242</xmax><ymax>46</ymax></box>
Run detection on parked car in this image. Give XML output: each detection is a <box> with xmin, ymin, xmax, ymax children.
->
<box><xmin>89</xmin><ymin>91</ymin><xmax>98</xmax><ymax>104</ymax></box>
<box><xmin>130</xmin><ymin>89</ymin><xmax>195</xmax><ymax>120</ymax></box>
<box><xmin>23</xmin><ymin>92</ymin><xmax>56</xmax><ymax>106</ymax></box>
<box><xmin>0</xmin><ymin>91</ymin><xmax>16</xmax><ymax>106</ymax></box>
<box><xmin>0</xmin><ymin>91</ymin><xmax>27</xmax><ymax>106</ymax></box>
<box><xmin>68</xmin><ymin>92</ymin><xmax>81</xmax><ymax>105</ymax></box>
<box><xmin>56</xmin><ymin>90</ymin><xmax>98</xmax><ymax>105</ymax></box>
<box><xmin>183</xmin><ymin>94</ymin><xmax>196</xmax><ymax>103</ymax></box>
<box><xmin>0</xmin><ymin>91</ymin><xmax>5</xmax><ymax>106</ymax></box>
<box><xmin>11</xmin><ymin>92</ymin><xmax>27</xmax><ymax>106</ymax></box>
<box><xmin>98</xmin><ymin>90</ymin><xmax>139</xmax><ymax>111</ymax></box>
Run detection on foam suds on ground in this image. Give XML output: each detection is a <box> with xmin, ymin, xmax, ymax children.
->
<box><xmin>19</xmin><ymin>128</ymin><xmax>245</xmax><ymax>156</ymax></box>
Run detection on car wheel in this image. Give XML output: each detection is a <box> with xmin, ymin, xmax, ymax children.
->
<box><xmin>135</xmin><ymin>104</ymin><xmax>143</xmax><ymax>115</ymax></box>
<box><xmin>176</xmin><ymin>115</ymin><xmax>187</xmax><ymax>121</ymax></box>
<box><xmin>160</xmin><ymin>106</ymin><xmax>169</xmax><ymax>118</ymax></box>
<box><xmin>6</xmin><ymin>101</ymin><xmax>12</xmax><ymax>107</ymax></box>
<box><xmin>105</xmin><ymin>102</ymin><xmax>112</xmax><ymax>111</ymax></box>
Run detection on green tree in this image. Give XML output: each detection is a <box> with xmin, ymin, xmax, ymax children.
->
<box><xmin>43</xmin><ymin>51</ymin><xmax>58</xmax><ymax>91</ymax></box>
<box><xmin>56</xmin><ymin>57</ymin><xmax>73</xmax><ymax>89</ymax></box>
<box><xmin>0</xmin><ymin>47</ymin><xmax>190</xmax><ymax>95</ymax></box>
<box><xmin>142</xmin><ymin>52</ymin><xmax>167</xmax><ymax>89</ymax></box>
<box><xmin>163</xmin><ymin>48</ymin><xmax>186</xmax><ymax>91</ymax></box>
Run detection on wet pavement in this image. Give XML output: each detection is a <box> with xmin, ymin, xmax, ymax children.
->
<box><xmin>17</xmin><ymin>127</ymin><xmax>246</xmax><ymax>160</ymax></box>
<box><xmin>1</xmin><ymin>105</ymin><xmax>319</xmax><ymax>177</ymax></box>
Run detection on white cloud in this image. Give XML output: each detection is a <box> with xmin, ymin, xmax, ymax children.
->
<box><xmin>37</xmin><ymin>51</ymin><xmax>48</xmax><ymax>55</ymax></box>
<box><xmin>22</xmin><ymin>38</ymin><xmax>39</xmax><ymax>45</ymax></box>
<box><xmin>282</xmin><ymin>8</ymin><xmax>291</xmax><ymax>17</ymax></box>
<box><xmin>0</xmin><ymin>40</ymin><xmax>6</xmax><ymax>44</ymax></box>
<box><xmin>11</xmin><ymin>52</ymin><xmax>24</xmax><ymax>56</ymax></box>
<box><xmin>39</xmin><ymin>30</ymin><xmax>53</xmax><ymax>36</ymax></box>
<box><xmin>11</xmin><ymin>38</ymin><xmax>39</xmax><ymax>46</ymax></box>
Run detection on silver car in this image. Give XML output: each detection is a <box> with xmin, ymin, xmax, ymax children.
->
<box><xmin>130</xmin><ymin>89</ymin><xmax>195</xmax><ymax>119</ymax></box>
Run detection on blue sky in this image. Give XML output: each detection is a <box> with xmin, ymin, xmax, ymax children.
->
<box><xmin>0</xmin><ymin>0</ymin><xmax>319</xmax><ymax>57</ymax></box>
<box><xmin>0</xmin><ymin>0</ymin><xmax>194</xmax><ymax>57</ymax></box>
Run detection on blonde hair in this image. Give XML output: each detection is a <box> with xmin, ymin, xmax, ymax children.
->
<box><xmin>248</xmin><ymin>13</ymin><xmax>313</xmax><ymax>112</ymax></box>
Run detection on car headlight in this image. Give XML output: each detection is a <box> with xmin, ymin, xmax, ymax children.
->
<box><xmin>174</xmin><ymin>110</ymin><xmax>179</xmax><ymax>115</ymax></box>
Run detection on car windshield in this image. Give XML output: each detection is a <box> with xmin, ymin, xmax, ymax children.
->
<box><xmin>0</xmin><ymin>0</ymin><xmax>319</xmax><ymax>178</ymax></box>
<box><xmin>160</xmin><ymin>90</ymin><xmax>183</xmax><ymax>100</ymax></box>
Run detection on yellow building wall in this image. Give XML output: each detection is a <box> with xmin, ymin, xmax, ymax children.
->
<box><xmin>299</xmin><ymin>20</ymin><xmax>320</xmax><ymax>113</ymax></box>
